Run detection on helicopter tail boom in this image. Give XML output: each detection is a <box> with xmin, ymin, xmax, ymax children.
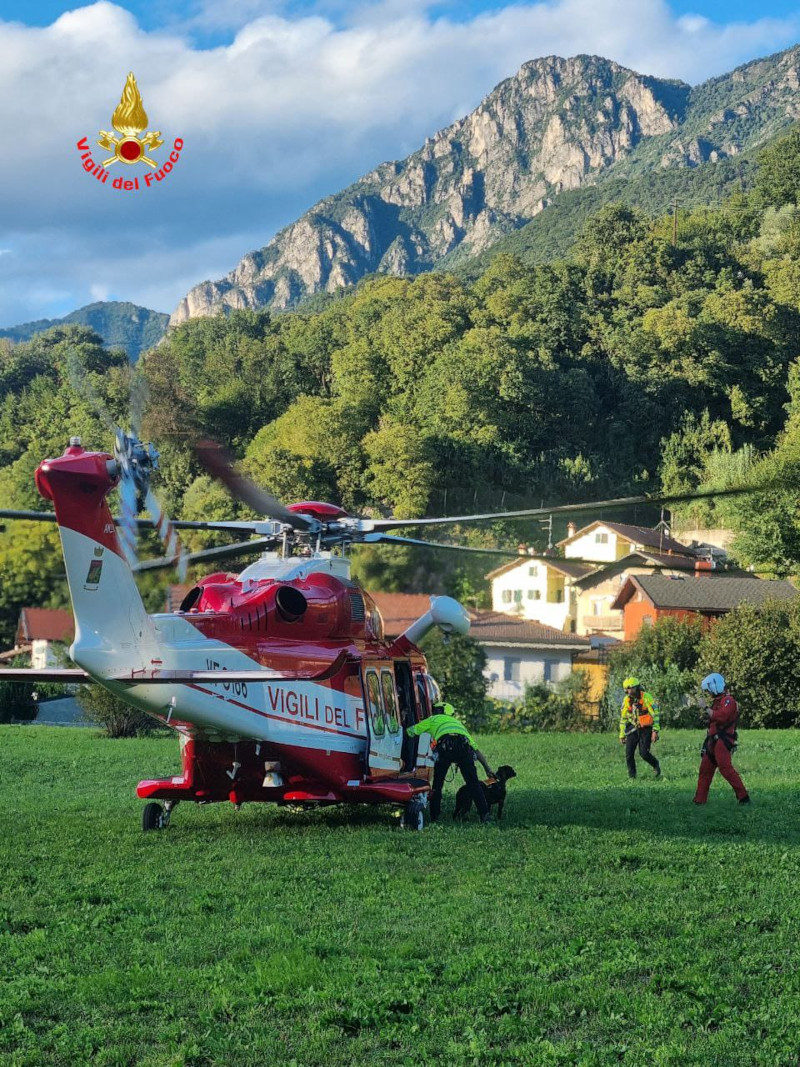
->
<box><xmin>35</xmin><ymin>442</ymin><xmax>159</xmax><ymax>678</ymax></box>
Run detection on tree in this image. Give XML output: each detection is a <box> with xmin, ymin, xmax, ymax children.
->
<box><xmin>755</xmin><ymin>125</ymin><xmax>800</xmax><ymax>208</ymax></box>
<box><xmin>419</xmin><ymin>631</ymin><xmax>488</xmax><ymax>729</ymax></box>
<box><xmin>606</xmin><ymin>616</ymin><xmax>704</xmax><ymax>726</ymax></box>
<box><xmin>699</xmin><ymin>600</ymin><xmax>800</xmax><ymax>727</ymax></box>
<box><xmin>77</xmin><ymin>685</ymin><xmax>160</xmax><ymax>737</ymax></box>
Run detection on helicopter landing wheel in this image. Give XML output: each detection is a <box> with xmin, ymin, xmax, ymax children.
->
<box><xmin>142</xmin><ymin>801</ymin><xmax>166</xmax><ymax>831</ymax></box>
<box><xmin>401</xmin><ymin>795</ymin><xmax>426</xmax><ymax>831</ymax></box>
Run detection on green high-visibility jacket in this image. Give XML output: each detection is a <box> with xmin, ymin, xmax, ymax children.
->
<box><xmin>619</xmin><ymin>691</ymin><xmax>660</xmax><ymax>739</ymax></box>
<box><xmin>406</xmin><ymin>713</ymin><xmax>476</xmax><ymax>747</ymax></box>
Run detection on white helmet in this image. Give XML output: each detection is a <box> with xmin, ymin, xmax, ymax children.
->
<box><xmin>701</xmin><ymin>673</ymin><xmax>725</xmax><ymax>696</ymax></box>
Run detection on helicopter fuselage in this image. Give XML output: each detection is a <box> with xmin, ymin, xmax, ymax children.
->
<box><xmin>34</xmin><ymin>444</ymin><xmax>453</xmax><ymax>815</ymax></box>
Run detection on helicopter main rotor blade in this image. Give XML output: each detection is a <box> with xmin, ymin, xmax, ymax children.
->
<box><xmin>366</xmin><ymin>482</ymin><xmax>785</xmax><ymax>532</ymax></box>
<box><xmin>195</xmin><ymin>440</ymin><xmax>316</xmax><ymax>531</ymax></box>
<box><xmin>0</xmin><ymin>510</ymin><xmax>276</xmax><ymax>534</ymax></box>
<box><xmin>362</xmin><ymin>533</ymin><xmax>524</xmax><ymax>556</ymax></box>
<box><xmin>0</xmin><ymin>509</ymin><xmax>57</xmax><ymax>522</ymax></box>
<box><xmin>134</xmin><ymin>536</ymin><xmax>277</xmax><ymax>573</ymax></box>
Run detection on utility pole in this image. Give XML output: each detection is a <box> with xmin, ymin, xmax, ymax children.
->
<box><xmin>539</xmin><ymin>514</ymin><xmax>553</xmax><ymax>552</ymax></box>
<box><xmin>672</xmin><ymin>198</ymin><xmax>679</xmax><ymax>247</ymax></box>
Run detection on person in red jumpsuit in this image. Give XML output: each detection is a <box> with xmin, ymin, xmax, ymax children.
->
<box><xmin>693</xmin><ymin>672</ymin><xmax>750</xmax><ymax>805</ymax></box>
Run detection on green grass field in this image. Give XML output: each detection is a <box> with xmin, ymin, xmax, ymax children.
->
<box><xmin>2</xmin><ymin>726</ymin><xmax>800</xmax><ymax>1067</ymax></box>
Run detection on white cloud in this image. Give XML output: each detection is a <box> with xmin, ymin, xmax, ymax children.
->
<box><xmin>0</xmin><ymin>0</ymin><xmax>798</xmax><ymax>326</ymax></box>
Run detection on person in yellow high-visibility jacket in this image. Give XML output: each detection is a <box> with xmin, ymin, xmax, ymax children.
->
<box><xmin>407</xmin><ymin>701</ymin><xmax>495</xmax><ymax>823</ymax></box>
<box><xmin>618</xmin><ymin>677</ymin><xmax>661</xmax><ymax>779</ymax></box>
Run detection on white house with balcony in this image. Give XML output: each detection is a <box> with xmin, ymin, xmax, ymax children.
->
<box><xmin>487</xmin><ymin>557</ymin><xmax>593</xmax><ymax>632</ymax></box>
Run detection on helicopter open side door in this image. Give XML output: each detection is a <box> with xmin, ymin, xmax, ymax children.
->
<box><xmin>363</xmin><ymin>663</ymin><xmax>404</xmax><ymax>777</ymax></box>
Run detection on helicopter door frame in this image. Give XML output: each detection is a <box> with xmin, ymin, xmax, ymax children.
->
<box><xmin>363</xmin><ymin>663</ymin><xmax>404</xmax><ymax>777</ymax></box>
<box><xmin>411</xmin><ymin>671</ymin><xmax>435</xmax><ymax>772</ymax></box>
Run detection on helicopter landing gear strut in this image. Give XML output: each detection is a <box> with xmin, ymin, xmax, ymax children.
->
<box><xmin>141</xmin><ymin>800</ymin><xmax>178</xmax><ymax>831</ymax></box>
<box><xmin>400</xmin><ymin>794</ymin><xmax>427</xmax><ymax>831</ymax></box>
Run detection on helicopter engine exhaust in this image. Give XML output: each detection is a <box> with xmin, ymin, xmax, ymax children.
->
<box><xmin>275</xmin><ymin>585</ymin><xmax>308</xmax><ymax>622</ymax></box>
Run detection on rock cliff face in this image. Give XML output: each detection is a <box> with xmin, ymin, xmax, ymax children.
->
<box><xmin>171</xmin><ymin>47</ymin><xmax>800</xmax><ymax>325</ymax></box>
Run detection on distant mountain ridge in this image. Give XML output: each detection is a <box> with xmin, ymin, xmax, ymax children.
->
<box><xmin>171</xmin><ymin>45</ymin><xmax>800</xmax><ymax>325</ymax></box>
<box><xmin>0</xmin><ymin>301</ymin><xmax>169</xmax><ymax>359</ymax></box>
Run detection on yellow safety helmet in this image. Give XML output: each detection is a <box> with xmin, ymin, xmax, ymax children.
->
<box><xmin>622</xmin><ymin>677</ymin><xmax>641</xmax><ymax>690</ymax></box>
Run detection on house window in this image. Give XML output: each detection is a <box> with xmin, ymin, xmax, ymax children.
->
<box><xmin>552</xmin><ymin>588</ymin><xmax>564</xmax><ymax>603</ymax></box>
<box><xmin>513</xmin><ymin>590</ymin><xmax>523</xmax><ymax>603</ymax></box>
<box><xmin>502</xmin><ymin>589</ymin><xmax>512</xmax><ymax>604</ymax></box>
<box><xmin>527</xmin><ymin>590</ymin><xmax>541</xmax><ymax>600</ymax></box>
<box><xmin>543</xmin><ymin>659</ymin><xmax>558</xmax><ymax>683</ymax></box>
<box><xmin>503</xmin><ymin>657</ymin><xmax>521</xmax><ymax>683</ymax></box>
<box><xmin>528</xmin><ymin>566</ymin><xmax>538</xmax><ymax>577</ymax></box>
<box><xmin>592</xmin><ymin>599</ymin><xmax>604</xmax><ymax>616</ymax></box>
<box><xmin>595</xmin><ymin>532</ymin><xmax>609</xmax><ymax>544</ymax></box>
<box><xmin>642</xmin><ymin>614</ymin><xmax>654</xmax><ymax>627</ymax></box>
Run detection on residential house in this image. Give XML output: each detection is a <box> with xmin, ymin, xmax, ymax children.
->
<box><xmin>1</xmin><ymin>608</ymin><xmax>74</xmax><ymax>668</ymax></box>
<box><xmin>487</xmin><ymin>557</ymin><xmax>593</xmax><ymax>632</ymax></box>
<box><xmin>611</xmin><ymin>574</ymin><xmax>799</xmax><ymax>641</ymax></box>
<box><xmin>570</xmin><ymin>551</ymin><xmax>708</xmax><ymax>637</ymax></box>
<box><xmin>368</xmin><ymin>593</ymin><xmax>434</xmax><ymax>638</ymax></box>
<box><xmin>572</xmin><ymin>638</ymin><xmax>619</xmax><ymax>716</ymax></box>
<box><xmin>558</xmin><ymin>521</ymin><xmax>701</xmax><ymax>636</ymax></box>
<box><xmin>469</xmin><ymin>611</ymin><xmax>590</xmax><ymax>702</ymax></box>
<box><xmin>559</xmin><ymin>520</ymin><xmax>696</xmax><ymax>564</ymax></box>
<box><xmin>370</xmin><ymin>593</ymin><xmax>591</xmax><ymax>703</ymax></box>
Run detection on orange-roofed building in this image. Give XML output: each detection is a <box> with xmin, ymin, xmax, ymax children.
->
<box><xmin>4</xmin><ymin>608</ymin><xmax>75</xmax><ymax>669</ymax></box>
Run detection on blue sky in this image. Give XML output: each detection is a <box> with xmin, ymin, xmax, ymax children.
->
<box><xmin>5</xmin><ymin>1</ymin><xmax>800</xmax><ymax>36</ymax></box>
<box><xmin>0</xmin><ymin>0</ymin><xmax>798</xmax><ymax>327</ymax></box>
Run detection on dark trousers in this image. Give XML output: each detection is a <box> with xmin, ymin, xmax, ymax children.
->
<box><xmin>625</xmin><ymin>726</ymin><xmax>660</xmax><ymax>778</ymax></box>
<box><xmin>431</xmin><ymin>736</ymin><xmax>489</xmax><ymax>821</ymax></box>
<box><xmin>694</xmin><ymin>738</ymin><xmax>748</xmax><ymax>802</ymax></box>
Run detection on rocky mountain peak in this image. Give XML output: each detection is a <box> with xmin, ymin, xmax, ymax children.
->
<box><xmin>169</xmin><ymin>47</ymin><xmax>796</xmax><ymax>327</ymax></box>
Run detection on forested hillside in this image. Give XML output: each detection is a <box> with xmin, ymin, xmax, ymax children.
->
<box><xmin>2</xmin><ymin>128</ymin><xmax>800</xmax><ymax>644</ymax></box>
<box><xmin>0</xmin><ymin>302</ymin><xmax>169</xmax><ymax>360</ymax></box>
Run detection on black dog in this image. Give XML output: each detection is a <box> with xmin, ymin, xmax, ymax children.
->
<box><xmin>453</xmin><ymin>765</ymin><xmax>517</xmax><ymax>820</ymax></box>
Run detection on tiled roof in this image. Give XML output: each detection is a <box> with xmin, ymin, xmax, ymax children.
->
<box><xmin>18</xmin><ymin>608</ymin><xmax>74</xmax><ymax>643</ymax></box>
<box><xmin>486</xmin><ymin>556</ymin><xmax>592</xmax><ymax>580</ymax></box>
<box><xmin>545</xmin><ymin>559</ymin><xmax>595</xmax><ymax>578</ymax></box>
<box><xmin>467</xmin><ymin>610</ymin><xmax>589</xmax><ymax>647</ymax></box>
<box><xmin>370</xmin><ymin>593</ymin><xmax>433</xmax><ymax>637</ymax></box>
<box><xmin>167</xmin><ymin>584</ymin><xmax>193</xmax><ymax>612</ymax></box>
<box><xmin>558</xmin><ymin>520</ymin><xmax>694</xmax><ymax>556</ymax></box>
<box><xmin>572</xmin><ymin>551</ymin><xmax>700</xmax><ymax>588</ymax></box>
<box><xmin>613</xmin><ymin>575</ymin><xmax>799</xmax><ymax>612</ymax></box>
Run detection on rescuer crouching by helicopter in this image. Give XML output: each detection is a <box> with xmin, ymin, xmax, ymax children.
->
<box><xmin>406</xmin><ymin>701</ymin><xmax>495</xmax><ymax>824</ymax></box>
<box><xmin>619</xmin><ymin>677</ymin><xmax>662</xmax><ymax>779</ymax></box>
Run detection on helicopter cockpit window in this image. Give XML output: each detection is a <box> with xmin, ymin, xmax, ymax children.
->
<box><xmin>381</xmin><ymin>670</ymin><xmax>400</xmax><ymax>734</ymax></box>
<box><xmin>366</xmin><ymin>670</ymin><xmax>385</xmax><ymax>737</ymax></box>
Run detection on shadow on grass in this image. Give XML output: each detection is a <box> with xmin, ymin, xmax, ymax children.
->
<box><xmin>148</xmin><ymin>782</ymin><xmax>800</xmax><ymax>845</ymax></box>
<box><xmin>497</xmin><ymin>785</ymin><xmax>800</xmax><ymax>846</ymax></box>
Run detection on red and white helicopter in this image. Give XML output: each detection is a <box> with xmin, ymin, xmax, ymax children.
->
<box><xmin>0</xmin><ymin>419</ymin><xmax>759</xmax><ymax>831</ymax></box>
